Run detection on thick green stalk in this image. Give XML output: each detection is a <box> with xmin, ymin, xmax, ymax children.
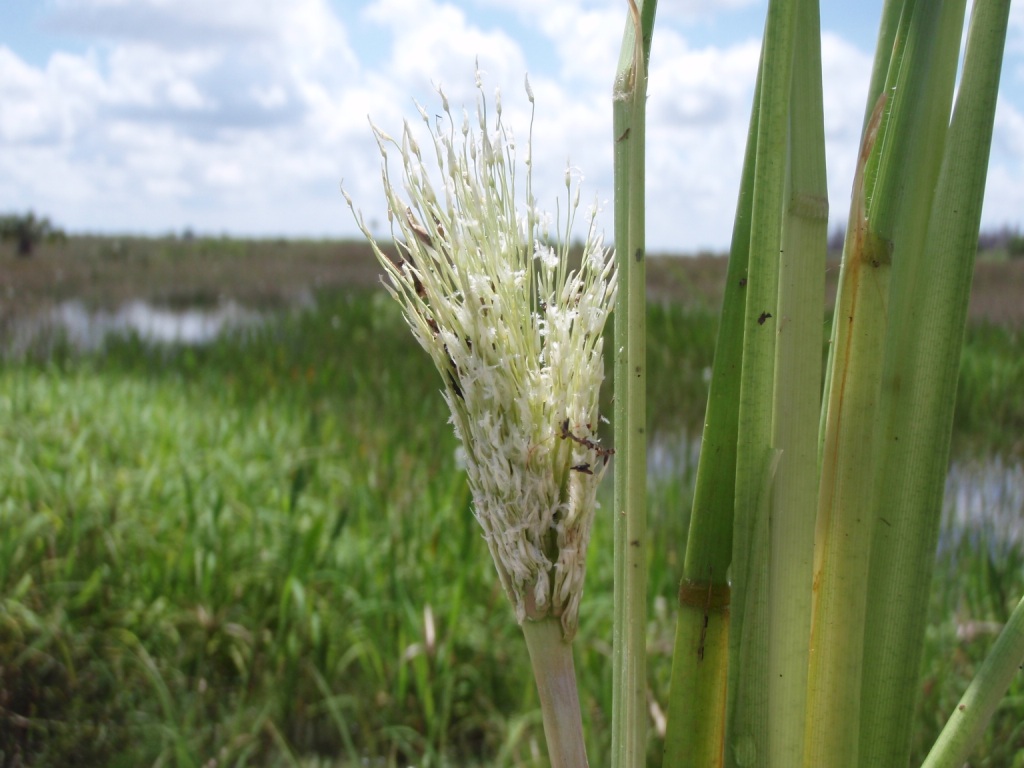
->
<box><xmin>521</xmin><ymin>619</ymin><xmax>588</xmax><ymax>768</ymax></box>
<box><xmin>805</xmin><ymin>3</ymin><xmax>970</xmax><ymax>764</ymax></box>
<box><xmin>859</xmin><ymin>0</ymin><xmax>1011</xmax><ymax>764</ymax></box>
<box><xmin>611</xmin><ymin>2</ymin><xmax>656</xmax><ymax>766</ymax></box>
<box><xmin>662</xmin><ymin>585</ymin><xmax>731</xmax><ymax>767</ymax></box>
<box><xmin>661</xmin><ymin>52</ymin><xmax>763</xmax><ymax>768</ymax></box>
<box><xmin>920</xmin><ymin>594</ymin><xmax>1024</xmax><ymax>768</ymax></box>
<box><xmin>766</xmin><ymin>1</ymin><xmax>827</xmax><ymax>765</ymax></box>
<box><xmin>725</xmin><ymin>0</ymin><xmax>798</xmax><ymax>763</ymax></box>
<box><xmin>802</xmin><ymin>96</ymin><xmax>890</xmax><ymax>768</ymax></box>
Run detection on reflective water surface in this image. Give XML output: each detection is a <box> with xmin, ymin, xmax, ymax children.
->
<box><xmin>647</xmin><ymin>430</ymin><xmax>1024</xmax><ymax>553</ymax></box>
<box><xmin>6</xmin><ymin>302</ymin><xmax>1020</xmax><ymax>549</ymax></box>
<box><xmin>5</xmin><ymin>298</ymin><xmax>263</xmax><ymax>355</ymax></box>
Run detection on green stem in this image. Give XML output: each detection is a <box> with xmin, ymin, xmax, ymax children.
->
<box><xmin>726</xmin><ymin>0</ymin><xmax>799</xmax><ymax>762</ymax></box>
<box><xmin>663</xmin><ymin>583</ymin><xmax>731</xmax><ymax>767</ymax></box>
<box><xmin>611</xmin><ymin>2</ymin><xmax>656</xmax><ymax>766</ymax></box>
<box><xmin>521</xmin><ymin>619</ymin><xmax>588</xmax><ymax>768</ymax></box>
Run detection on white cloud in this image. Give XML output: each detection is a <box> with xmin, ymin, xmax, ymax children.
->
<box><xmin>1</xmin><ymin>0</ymin><xmax>367</xmax><ymax>234</ymax></box>
<box><xmin>984</xmin><ymin>98</ymin><xmax>1024</xmax><ymax>229</ymax></box>
<box><xmin>49</xmin><ymin>0</ymin><xmax>350</xmax><ymax>54</ymax></box>
<box><xmin>0</xmin><ymin>0</ymin><xmax>1020</xmax><ymax>247</ymax></box>
<box><xmin>0</xmin><ymin>47</ymin><xmax>105</xmax><ymax>144</ymax></box>
<box><xmin>103</xmin><ymin>45</ymin><xmax>220</xmax><ymax>111</ymax></box>
<box><xmin>1009</xmin><ymin>0</ymin><xmax>1024</xmax><ymax>49</ymax></box>
<box><xmin>819</xmin><ymin>32</ymin><xmax>873</xmax><ymax>226</ymax></box>
<box><xmin>656</xmin><ymin>0</ymin><xmax>764</xmax><ymax>26</ymax></box>
<box><xmin>362</xmin><ymin>0</ymin><xmax>526</xmax><ymax>104</ymax></box>
<box><xmin>641</xmin><ymin>31</ymin><xmax>762</xmax><ymax>249</ymax></box>
<box><xmin>508</xmin><ymin>2</ymin><xmax>624</xmax><ymax>87</ymax></box>
<box><xmin>472</xmin><ymin>0</ymin><xmax>762</xmax><ymax>24</ymax></box>
<box><xmin>994</xmin><ymin>96</ymin><xmax>1024</xmax><ymax>159</ymax></box>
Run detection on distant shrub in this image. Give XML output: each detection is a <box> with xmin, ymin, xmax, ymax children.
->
<box><xmin>0</xmin><ymin>211</ymin><xmax>66</xmax><ymax>257</ymax></box>
<box><xmin>1007</xmin><ymin>232</ymin><xmax>1024</xmax><ymax>259</ymax></box>
<box><xmin>976</xmin><ymin>225</ymin><xmax>1024</xmax><ymax>259</ymax></box>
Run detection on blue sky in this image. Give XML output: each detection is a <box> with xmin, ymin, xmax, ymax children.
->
<box><xmin>1</xmin><ymin>0</ymin><xmax>1022</xmax><ymax>251</ymax></box>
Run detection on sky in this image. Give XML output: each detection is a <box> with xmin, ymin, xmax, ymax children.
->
<box><xmin>1</xmin><ymin>0</ymin><xmax>1023</xmax><ymax>252</ymax></box>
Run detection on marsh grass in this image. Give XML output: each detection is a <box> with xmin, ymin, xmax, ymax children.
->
<box><xmin>5</xmin><ymin>236</ymin><xmax>1024</xmax><ymax>331</ymax></box>
<box><xmin>0</xmin><ymin>288</ymin><xmax>1022</xmax><ymax>765</ymax></box>
<box><xmin>919</xmin><ymin>524</ymin><xmax>1024</xmax><ymax>764</ymax></box>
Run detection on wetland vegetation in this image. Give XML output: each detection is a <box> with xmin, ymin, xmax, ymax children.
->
<box><xmin>1</xmin><ymin>236</ymin><xmax>1022</xmax><ymax>766</ymax></box>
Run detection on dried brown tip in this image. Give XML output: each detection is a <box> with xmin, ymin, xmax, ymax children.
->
<box><xmin>405</xmin><ymin>207</ymin><xmax>434</xmax><ymax>248</ymax></box>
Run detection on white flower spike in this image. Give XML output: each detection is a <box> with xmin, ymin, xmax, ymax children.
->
<box><xmin>345</xmin><ymin>69</ymin><xmax>616</xmax><ymax>641</ymax></box>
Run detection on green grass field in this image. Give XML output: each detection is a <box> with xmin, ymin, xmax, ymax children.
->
<box><xmin>1</xmin><ymin>240</ymin><xmax>1023</xmax><ymax>766</ymax></box>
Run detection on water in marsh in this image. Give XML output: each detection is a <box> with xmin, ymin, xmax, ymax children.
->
<box><xmin>945</xmin><ymin>455</ymin><xmax>1024</xmax><ymax>553</ymax></box>
<box><xmin>649</xmin><ymin>430</ymin><xmax>1024</xmax><ymax>556</ymax></box>
<box><xmin>4</xmin><ymin>297</ymin><xmax>1020</xmax><ymax>557</ymax></box>
<box><xmin>3</xmin><ymin>298</ymin><xmax>266</xmax><ymax>355</ymax></box>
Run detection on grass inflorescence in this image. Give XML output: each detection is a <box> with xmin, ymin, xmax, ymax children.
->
<box><xmin>0</xmin><ymin>287</ymin><xmax>1022</xmax><ymax>766</ymax></box>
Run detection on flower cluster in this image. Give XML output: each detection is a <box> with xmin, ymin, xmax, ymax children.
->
<box><xmin>345</xmin><ymin>70</ymin><xmax>616</xmax><ymax>641</ymax></box>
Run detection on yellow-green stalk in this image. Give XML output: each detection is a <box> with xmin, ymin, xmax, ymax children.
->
<box><xmin>346</xmin><ymin>70</ymin><xmax>616</xmax><ymax>768</ymax></box>
<box><xmin>806</xmin><ymin>3</ymin><xmax>971</xmax><ymax>763</ymax></box>
<box><xmin>802</xmin><ymin>93</ymin><xmax>890</xmax><ymax>768</ymax></box>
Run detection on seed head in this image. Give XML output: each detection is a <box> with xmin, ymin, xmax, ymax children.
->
<box><xmin>345</xmin><ymin>68</ymin><xmax>616</xmax><ymax>641</ymax></box>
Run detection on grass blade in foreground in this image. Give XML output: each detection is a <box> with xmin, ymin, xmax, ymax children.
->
<box><xmin>346</xmin><ymin>72</ymin><xmax>617</xmax><ymax>768</ymax></box>
<box><xmin>661</xmin><ymin>52</ymin><xmax>761</xmax><ymax>768</ymax></box>
<box><xmin>611</xmin><ymin>1</ymin><xmax>656</xmax><ymax>765</ymax></box>
<box><xmin>921</xmin><ymin>594</ymin><xmax>1024</xmax><ymax>768</ymax></box>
